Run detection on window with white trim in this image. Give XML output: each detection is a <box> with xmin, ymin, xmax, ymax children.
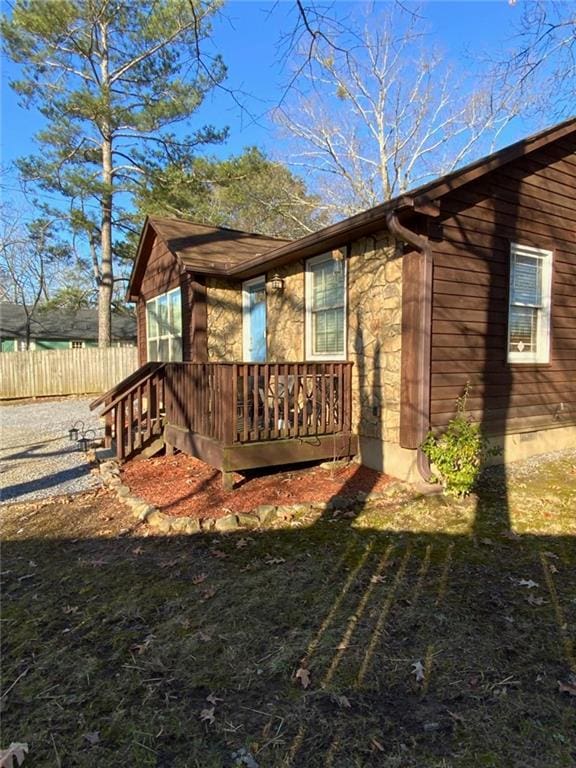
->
<box><xmin>508</xmin><ymin>243</ymin><xmax>552</xmax><ymax>364</ymax></box>
<box><xmin>146</xmin><ymin>288</ymin><xmax>183</xmax><ymax>362</ymax></box>
<box><xmin>305</xmin><ymin>253</ymin><xmax>346</xmax><ymax>360</ymax></box>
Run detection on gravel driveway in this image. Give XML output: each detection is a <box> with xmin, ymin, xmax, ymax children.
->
<box><xmin>0</xmin><ymin>398</ymin><xmax>104</xmax><ymax>505</ymax></box>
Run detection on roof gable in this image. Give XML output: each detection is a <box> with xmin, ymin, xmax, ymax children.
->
<box><xmin>128</xmin><ymin>217</ymin><xmax>291</xmax><ymax>300</ymax></box>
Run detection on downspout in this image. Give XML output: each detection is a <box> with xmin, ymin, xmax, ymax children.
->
<box><xmin>385</xmin><ymin>210</ymin><xmax>433</xmax><ymax>482</ymax></box>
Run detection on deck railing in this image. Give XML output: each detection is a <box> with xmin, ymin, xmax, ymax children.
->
<box><xmin>164</xmin><ymin>361</ymin><xmax>353</xmax><ymax>445</ymax></box>
<box><xmin>93</xmin><ymin>362</ymin><xmax>166</xmax><ymax>461</ymax></box>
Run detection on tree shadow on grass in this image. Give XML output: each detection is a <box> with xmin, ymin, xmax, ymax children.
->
<box><xmin>2</xmin><ymin>466</ymin><xmax>575</xmax><ymax>768</ymax></box>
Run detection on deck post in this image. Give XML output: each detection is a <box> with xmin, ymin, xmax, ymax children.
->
<box><xmin>222</xmin><ymin>470</ymin><xmax>234</xmax><ymax>491</ymax></box>
<box><xmin>104</xmin><ymin>410</ymin><xmax>112</xmax><ymax>449</ymax></box>
<box><xmin>165</xmin><ymin>442</ymin><xmax>174</xmax><ymax>456</ymax></box>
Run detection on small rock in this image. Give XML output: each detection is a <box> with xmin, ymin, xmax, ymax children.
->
<box><xmin>423</xmin><ymin>722</ymin><xmax>441</xmax><ymax>732</ymax></box>
<box><xmin>170</xmin><ymin>516</ymin><xmax>192</xmax><ymax>534</ymax></box>
<box><xmin>255</xmin><ymin>505</ymin><xmax>278</xmax><ymax>524</ymax></box>
<box><xmin>106</xmin><ymin>476</ymin><xmax>122</xmax><ymax>487</ymax></box>
<box><xmin>147</xmin><ymin>510</ymin><xmax>172</xmax><ymax>533</ymax></box>
<box><xmin>319</xmin><ymin>459</ymin><xmax>349</xmax><ymax>471</ymax></box>
<box><xmin>276</xmin><ymin>505</ymin><xmax>295</xmax><ymax>521</ymax></box>
<box><xmin>125</xmin><ymin>496</ymin><xmax>146</xmax><ymax>511</ymax></box>
<box><xmin>136</xmin><ymin>505</ymin><xmax>156</xmax><ymax>522</ymax></box>
<box><xmin>290</xmin><ymin>503</ymin><xmax>312</xmax><ymax>515</ymax></box>
<box><xmin>116</xmin><ymin>484</ymin><xmax>131</xmax><ymax>497</ymax></box>
<box><xmin>236</xmin><ymin>512</ymin><xmax>259</xmax><ymax>528</ymax></box>
<box><xmin>185</xmin><ymin>518</ymin><xmax>202</xmax><ymax>534</ymax></box>
<box><xmin>214</xmin><ymin>514</ymin><xmax>239</xmax><ymax>532</ymax></box>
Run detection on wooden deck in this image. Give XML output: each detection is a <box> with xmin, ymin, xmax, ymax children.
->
<box><xmin>92</xmin><ymin>361</ymin><xmax>356</xmax><ymax>484</ymax></box>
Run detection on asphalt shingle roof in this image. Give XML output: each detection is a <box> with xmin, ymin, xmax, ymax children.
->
<box><xmin>0</xmin><ymin>303</ymin><xmax>136</xmax><ymax>342</ymax></box>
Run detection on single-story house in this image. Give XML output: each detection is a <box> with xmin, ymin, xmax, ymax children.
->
<box><xmin>0</xmin><ymin>303</ymin><xmax>136</xmax><ymax>351</ymax></box>
<box><xmin>93</xmin><ymin>117</ymin><xmax>576</xmax><ymax>485</ymax></box>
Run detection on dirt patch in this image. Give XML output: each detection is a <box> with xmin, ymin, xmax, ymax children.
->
<box><xmin>121</xmin><ymin>454</ymin><xmax>392</xmax><ymax>519</ymax></box>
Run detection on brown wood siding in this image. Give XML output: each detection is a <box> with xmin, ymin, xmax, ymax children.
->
<box><xmin>430</xmin><ymin>138</ymin><xmax>576</xmax><ymax>434</ymax></box>
<box><xmin>140</xmin><ymin>233</ymin><xmax>184</xmax><ymax>300</ymax></box>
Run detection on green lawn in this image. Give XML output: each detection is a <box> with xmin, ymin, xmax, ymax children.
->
<box><xmin>2</xmin><ymin>455</ymin><xmax>575</xmax><ymax>767</ymax></box>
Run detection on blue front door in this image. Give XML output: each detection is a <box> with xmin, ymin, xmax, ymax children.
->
<box><xmin>243</xmin><ymin>278</ymin><xmax>267</xmax><ymax>362</ymax></box>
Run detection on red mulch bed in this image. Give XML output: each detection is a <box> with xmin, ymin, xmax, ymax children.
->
<box><xmin>121</xmin><ymin>453</ymin><xmax>392</xmax><ymax>520</ymax></box>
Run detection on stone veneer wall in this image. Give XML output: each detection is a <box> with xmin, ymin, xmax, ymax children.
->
<box><xmin>206</xmin><ymin>277</ymin><xmax>242</xmax><ymax>361</ymax></box>
<box><xmin>266</xmin><ymin>261</ymin><xmax>304</xmax><ymax>361</ymax></box>
<box><xmin>347</xmin><ymin>233</ymin><xmax>403</xmax><ymax>445</ymax></box>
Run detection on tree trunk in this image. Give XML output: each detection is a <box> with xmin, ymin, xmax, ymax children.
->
<box><xmin>99</xmin><ymin>140</ymin><xmax>113</xmax><ymax>347</ymax></box>
<box><xmin>98</xmin><ymin>20</ymin><xmax>113</xmax><ymax>348</ymax></box>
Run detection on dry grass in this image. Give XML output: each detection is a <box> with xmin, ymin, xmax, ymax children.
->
<box><xmin>1</xmin><ymin>456</ymin><xmax>575</xmax><ymax>767</ymax></box>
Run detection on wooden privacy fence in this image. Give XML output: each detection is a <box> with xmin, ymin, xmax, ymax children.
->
<box><xmin>0</xmin><ymin>347</ymin><xmax>139</xmax><ymax>399</ymax></box>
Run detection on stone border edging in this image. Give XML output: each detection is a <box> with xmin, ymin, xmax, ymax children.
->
<box><xmin>98</xmin><ymin>460</ymin><xmax>412</xmax><ymax>535</ymax></box>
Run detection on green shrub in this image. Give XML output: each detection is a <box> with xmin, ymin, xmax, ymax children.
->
<box><xmin>421</xmin><ymin>385</ymin><xmax>500</xmax><ymax>497</ymax></box>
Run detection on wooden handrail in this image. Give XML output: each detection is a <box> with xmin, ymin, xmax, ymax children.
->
<box><xmin>98</xmin><ymin>363</ymin><xmax>166</xmax><ymax>416</ymax></box>
<box><xmin>90</xmin><ymin>362</ymin><xmax>164</xmax><ymax>411</ymax></box>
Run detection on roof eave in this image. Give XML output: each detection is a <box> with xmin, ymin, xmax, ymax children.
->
<box><xmin>230</xmin><ymin>195</ymin><xmax>417</xmax><ymax>279</ymax></box>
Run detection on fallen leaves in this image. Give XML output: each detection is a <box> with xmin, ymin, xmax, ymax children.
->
<box><xmin>558</xmin><ymin>679</ymin><xmax>576</xmax><ymax>696</ymax></box>
<box><xmin>199</xmin><ymin>706</ymin><xmax>215</xmax><ymax>725</ymax></box>
<box><xmin>191</xmin><ymin>573</ymin><xmax>208</xmax><ymax>585</ymax></box>
<box><xmin>518</xmin><ymin>579</ymin><xmax>539</xmax><ymax>590</ymax></box>
<box><xmin>332</xmin><ymin>693</ymin><xmax>351</xmax><ymax>709</ymax></box>
<box><xmin>210</xmin><ymin>549</ymin><xmax>228</xmax><ymax>560</ymax></box>
<box><xmin>201</xmin><ymin>587</ymin><xmax>217</xmax><ymax>602</ymax></box>
<box><xmin>295</xmin><ymin>665</ymin><xmax>311</xmax><ymax>689</ymax></box>
<box><xmin>411</xmin><ymin>660</ymin><xmax>425</xmax><ymax>683</ymax></box>
<box><xmin>370</xmin><ymin>574</ymin><xmax>386</xmax><ymax>584</ymax></box>
<box><xmin>264</xmin><ymin>556</ymin><xmax>286</xmax><ymax>566</ymax></box>
<box><xmin>200</xmin><ymin>692</ymin><xmax>223</xmax><ymax>725</ymax></box>
<box><xmin>527</xmin><ymin>595</ymin><xmax>548</xmax><ymax>607</ymax></box>
<box><xmin>0</xmin><ymin>743</ymin><xmax>28</xmax><ymax>768</ymax></box>
<box><xmin>131</xmin><ymin>634</ymin><xmax>156</xmax><ymax>655</ymax></box>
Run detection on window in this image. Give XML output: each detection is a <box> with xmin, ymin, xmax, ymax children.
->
<box><xmin>71</xmin><ymin>340</ymin><xmax>84</xmax><ymax>349</ymax></box>
<box><xmin>305</xmin><ymin>253</ymin><xmax>346</xmax><ymax>360</ymax></box>
<box><xmin>146</xmin><ymin>288</ymin><xmax>183</xmax><ymax>362</ymax></box>
<box><xmin>508</xmin><ymin>243</ymin><xmax>552</xmax><ymax>364</ymax></box>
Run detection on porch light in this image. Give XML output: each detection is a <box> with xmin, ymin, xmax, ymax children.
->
<box><xmin>268</xmin><ymin>273</ymin><xmax>285</xmax><ymax>294</ymax></box>
<box><xmin>332</xmin><ymin>248</ymin><xmax>345</xmax><ymax>274</ymax></box>
<box><xmin>69</xmin><ymin>420</ymin><xmax>84</xmax><ymax>441</ymax></box>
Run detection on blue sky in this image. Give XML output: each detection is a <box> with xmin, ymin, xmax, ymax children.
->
<box><xmin>0</xmin><ymin>0</ymin><xmax>543</xmax><ymax>213</ymax></box>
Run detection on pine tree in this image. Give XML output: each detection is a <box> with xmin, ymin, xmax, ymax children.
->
<box><xmin>2</xmin><ymin>0</ymin><xmax>227</xmax><ymax>344</ymax></box>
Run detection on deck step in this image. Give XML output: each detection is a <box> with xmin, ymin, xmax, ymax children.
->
<box><xmin>132</xmin><ymin>435</ymin><xmax>165</xmax><ymax>460</ymax></box>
